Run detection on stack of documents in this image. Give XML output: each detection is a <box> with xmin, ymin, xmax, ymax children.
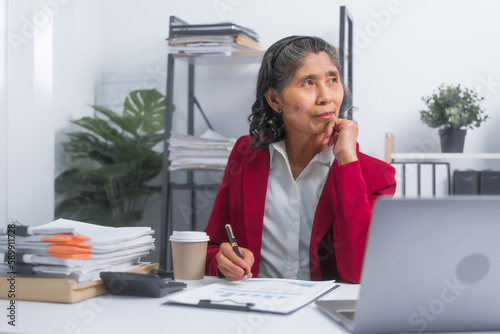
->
<box><xmin>168</xmin><ymin>129</ymin><xmax>235</xmax><ymax>171</ymax></box>
<box><xmin>167</xmin><ymin>21</ymin><xmax>261</xmax><ymax>56</ymax></box>
<box><xmin>0</xmin><ymin>219</ymin><xmax>155</xmax><ymax>284</ymax></box>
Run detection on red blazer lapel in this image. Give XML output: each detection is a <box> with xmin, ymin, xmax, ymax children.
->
<box><xmin>309</xmin><ymin>144</ymin><xmax>360</xmax><ymax>280</ymax></box>
<box><xmin>242</xmin><ymin>148</ymin><xmax>270</xmax><ymax>275</ymax></box>
<box><xmin>309</xmin><ymin>169</ymin><xmax>335</xmax><ymax>280</ymax></box>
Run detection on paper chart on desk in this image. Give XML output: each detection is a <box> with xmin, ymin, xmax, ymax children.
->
<box><xmin>165</xmin><ymin>278</ymin><xmax>339</xmax><ymax>314</ymax></box>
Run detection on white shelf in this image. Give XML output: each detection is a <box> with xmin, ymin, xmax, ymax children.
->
<box><xmin>391</xmin><ymin>153</ymin><xmax>500</xmax><ymax>161</ymax></box>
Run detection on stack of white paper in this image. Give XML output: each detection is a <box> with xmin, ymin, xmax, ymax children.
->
<box><xmin>168</xmin><ymin>42</ymin><xmax>250</xmax><ymax>56</ymax></box>
<box><xmin>0</xmin><ymin>219</ymin><xmax>155</xmax><ymax>283</ymax></box>
<box><xmin>168</xmin><ymin>129</ymin><xmax>235</xmax><ymax>171</ymax></box>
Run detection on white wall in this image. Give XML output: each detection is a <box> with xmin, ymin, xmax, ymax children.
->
<box><xmin>0</xmin><ymin>0</ymin><xmax>7</xmax><ymax>227</ymax></box>
<box><xmin>95</xmin><ymin>0</ymin><xmax>345</xmax><ymax>139</ymax></box>
<box><xmin>2</xmin><ymin>0</ymin><xmax>500</xmax><ymax>228</ymax></box>
<box><xmin>1</xmin><ymin>0</ymin><xmax>98</xmax><ymax>229</ymax></box>
<box><xmin>3</xmin><ymin>0</ymin><xmax>55</xmax><ymax>228</ymax></box>
<box><xmin>53</xmin><ymin>0</ymin><xmax>99</xmax><ymax>183</ymax></box>
<box><xmin>96</xmin><ymin>0</ymin><xmax>500</xmax><ymax>159</ymax></box>
<box><xmin>350</xmin><ymin>0</ymin><xmax>500</xmax><ymax>160</ymax></box>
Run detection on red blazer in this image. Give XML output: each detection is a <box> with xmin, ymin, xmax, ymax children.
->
<box><xmin>204</xmin><ymin>135</ymin><xmax>396</xmax><ymax>283</ymax></box>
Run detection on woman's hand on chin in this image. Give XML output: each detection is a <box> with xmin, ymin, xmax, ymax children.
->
<box><xmin>322</xmin><ymin>118</ymin><xmax>358</xmax><ymax>165</ymax></box>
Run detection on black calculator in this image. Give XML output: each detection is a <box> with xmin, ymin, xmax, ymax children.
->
<box><xmin>100</xmin><ymin>271</ymin><xmax>187</xmax><ymax>298</ymax></box>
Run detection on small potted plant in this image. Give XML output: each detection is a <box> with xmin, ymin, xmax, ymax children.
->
<box><xmin>419</xmin><ymin>84</ymin><xmax>488</xmax><ymax>153</ymax></box>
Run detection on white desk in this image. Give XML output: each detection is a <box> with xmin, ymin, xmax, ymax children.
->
<box><xmin>1</xmin><ymin>277</ymin><xmax>359</xmax><ymax>334</ymax></box>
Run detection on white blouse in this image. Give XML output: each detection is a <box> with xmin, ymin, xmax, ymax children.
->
<box><xmin>259</xmin><ymin>140</ymin><xmax>334</xmax><ymax>280</ymax></box>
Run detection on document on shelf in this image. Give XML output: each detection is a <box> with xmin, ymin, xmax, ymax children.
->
<box><xmin>164</xmin><ymin>278</ymin><xmax>340</xmax><ymax>315</ymax></box>
<box><xmin>168</xmin><ymin>129</ymin><xmax>236</xmax><ymax>171</ymax></box>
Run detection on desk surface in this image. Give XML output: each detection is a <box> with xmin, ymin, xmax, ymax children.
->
<box><xmin>2</xmin><ymin>277</ymin><xmax>358</xmax><ymax>334</ymax></box>
<box><xmin>3</xmin><ymin>277</ymin><xmax>500</xmax><ymax>334</ymax></box>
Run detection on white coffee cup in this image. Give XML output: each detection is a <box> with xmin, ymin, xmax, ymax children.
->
<box><xmin>170</xmin><ymin>231</ymin><xmax>210</xmax><ymax>282</ymax></box>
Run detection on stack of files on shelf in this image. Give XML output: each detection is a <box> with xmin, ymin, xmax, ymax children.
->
<box><xmin>0</xmin><ymin>219</ymin><xmax>155</xmax><ymax>284</ymax></box>
<box><xmin>167</xmin><ymin>21</ymin><xmax>261</xmax><ymax>56</ymax></box>
<box><xmin>168</xmin><ymin>129</ymin><xmax>235</xmax><ymax>171</ymax></box>
<box><xmin>391</xmin><ymin>162</ymin><xmax>449</xmax><ymax>198</ymax></box>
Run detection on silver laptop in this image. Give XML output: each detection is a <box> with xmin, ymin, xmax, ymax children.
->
<box><xmin>316</xmin><ymin>196</ymin><xmax>500</xmax><ymax>333</ymax></box>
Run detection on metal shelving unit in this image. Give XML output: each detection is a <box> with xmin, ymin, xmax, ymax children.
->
<box><xmin>160</xmin><ymin>9</ymin><xmax>355</xmax><ymax>270</ymax></box>
<box><xmin>159</xmin><ymin>16</ymin><xmax>264</xmax><ymax>270</ymax></box>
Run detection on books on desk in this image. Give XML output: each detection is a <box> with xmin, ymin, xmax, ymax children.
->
<box><xmin>167</xmin><ymin>21</ymin><xmax>261</xmax><ymax>56</ymax></box>
<box><xmin>168</xmin><ymin>129</ymin><xmax>235</xmax><ymax>171</ymax></box>
<box><xmin>0</xmin><ymin>263</ymin><xmax>157</xmax><ymax>303</ymax></box>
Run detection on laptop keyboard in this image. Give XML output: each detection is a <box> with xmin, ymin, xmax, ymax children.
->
<box><xmin>339</xmin><ymin>310</ymin><xmax>356</xmax><ymax>321</ymax></box>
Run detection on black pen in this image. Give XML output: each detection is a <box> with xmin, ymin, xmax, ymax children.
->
<box><xmin>225</xmin><ymin>224</ymin><xmax>249</xmax><ymax>282</ymax></box>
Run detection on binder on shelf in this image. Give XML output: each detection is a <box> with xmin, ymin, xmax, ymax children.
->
<box><xmin>435</xmin><ymin>163</ymin><xmax>450</xmax><ymax>197</ymax></box>
<box><xmin>163</xmin><ymin>278</ymin><xmax>340</xmax><ymax>315</ymax></box>
<box><xmin>391</xmin><ymin>162</ymin><xmax>450</xmax><ymax>198</ymax></box>
<box><xmin>404</xmin><ymin>163</ymin><xmax>419</xmax><ymax>198</ymax></box>
<box><xmin>392</xmin><ymin>163</ymin><xmax>404</xmax><ymax>198</ymax></box>
<box><xmin>419</xmin><ymin>164</ymin><xmax>434</xmax><ymax>198</ymax></box>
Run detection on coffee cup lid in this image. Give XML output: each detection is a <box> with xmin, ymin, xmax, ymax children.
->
<box><xmin>170</xmin><ymin>231</ymin><xmax>210</xmax><ymax>242</ymax></box>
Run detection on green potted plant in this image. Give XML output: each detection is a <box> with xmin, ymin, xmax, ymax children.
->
<box><xmin>55</xmin><ymin>88</ymin><xmax>169</xmax><ymax>226</ymax></box>
<box><xmin>419</xmin><ymin>84</ymin><xmax>488</xmax><ymax>153</ymax></box>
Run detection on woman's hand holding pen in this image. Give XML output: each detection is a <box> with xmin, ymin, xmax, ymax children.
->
<box><xmin>322</xmin><ymin>117</ymin><xmax>358</xmax><ymax>166</ymax></box>
<box><xmin>216</xmin><ymin>242</ymin><xmax>254</xmax><ymax>281</ymax></box>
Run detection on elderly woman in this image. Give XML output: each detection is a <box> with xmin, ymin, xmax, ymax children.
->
<box><xmin>204</xmin><ymin>36</ymin><xmax>396</xmax><ymax>283</ymax></box>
